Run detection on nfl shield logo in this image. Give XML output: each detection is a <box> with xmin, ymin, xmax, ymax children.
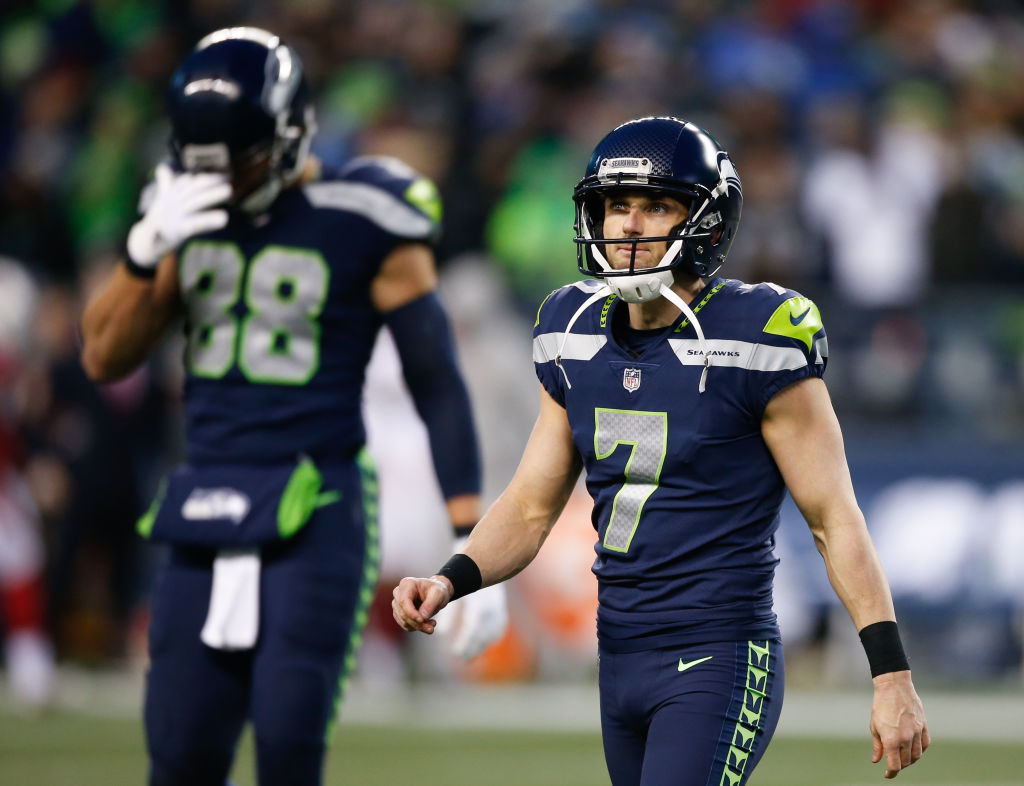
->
<box><xmin>623</xmin><ymin>368</ymin><xmax>642</xmax><ymax>393</ymax></box>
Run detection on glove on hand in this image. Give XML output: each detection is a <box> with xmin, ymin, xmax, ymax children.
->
<box><xmin>435</xmin><ymin>536</ymin><xmax>509</xmax><ymax>660</ymax></box>
<box><xmin>126</xmin><ymin>163</ymin><xmax>231</xmax><ymax>269</ymax></box>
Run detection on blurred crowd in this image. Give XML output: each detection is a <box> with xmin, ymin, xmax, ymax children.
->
<box><xmin>2</xmin><ymin>0</ymin><xmax>1024</xmax><ymax>700</ymax></box>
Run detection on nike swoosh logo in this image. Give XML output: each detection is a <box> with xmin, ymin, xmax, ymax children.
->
<box><xmin>789</xmin><ymin>307</ymin><xmax>811</xmax><ymax>326</ymax></box>
<box><xmin>677</xmin><ymin>656</ymin><xmax>713</xmax><ymax>672</ymax></box>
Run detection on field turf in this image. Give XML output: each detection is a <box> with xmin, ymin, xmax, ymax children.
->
<box><xmin>1</xmin><ymin>711</ymin><xmax>1021</xmax><ymax>785</ymax></box>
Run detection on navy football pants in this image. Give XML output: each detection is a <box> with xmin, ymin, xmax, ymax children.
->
<box><xmin>143</xmin><ymin>461</ymin><xmax>378</xmax><ymax>786</ymax></box>
<box><xmin>599</xmin><ymin>639</ymin><xmax>784</xmax><ymax>786</ymax></box>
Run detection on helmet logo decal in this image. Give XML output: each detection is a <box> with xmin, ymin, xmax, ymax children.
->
<box><xmin>184</xmin><ymin>78</ymin><xmax>240</xmax><ymax>99</ymax></box>
<box><xmin>598</xmin><ymin>157</ymin><xmax>653</xmax><ymax>184</ymax></box>
<box><xmin>623</xmin><ymin>367</ymin><xmax>642</xmax><ymax>393</ymax></box>
<box><xmin>712</xmin><ymin>153</ymin><xmax>742</xmax><ymax>199</ymax></box>
<box><xmin>264</xmin><ymin>45</ymin><xmax>298</xmax><ymax>115</ymax></box>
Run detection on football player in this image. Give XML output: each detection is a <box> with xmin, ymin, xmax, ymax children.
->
<box><xmin>394</xmin><ymin>116</ymin><xmax>930</xmax><ymax>785</ymax></box>
<box><xmin>81</xmin><ymin>27</ymin><xmax>506</xmax><ymax>786</ymax></box>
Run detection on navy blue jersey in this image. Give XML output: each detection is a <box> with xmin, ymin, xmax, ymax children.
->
<box><xmin>174</xmin><ymin>156</ymin><xmax>441</xmax><ymax>465</ymax></box>
<box><xmin>533</xmin><ymin>277</ymin><xmax>828</xmax><ymax>652</ymax></box>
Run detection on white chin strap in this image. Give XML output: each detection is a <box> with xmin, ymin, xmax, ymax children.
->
<box><xmin>658</xmin><ymin>283</ymin><xmax>711</xmax><ymax>393</ymax></box>
<box><xmin>554</xmin><ymin>280</ymin><xmax>712</xmax><ymax>394</ymax></box>
<box><xmin>554</xmin><ymin>284</ymin><xmax>612</xmax><ymax>390</ymax></box>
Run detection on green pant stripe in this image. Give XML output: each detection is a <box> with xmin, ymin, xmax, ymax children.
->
<box><xmin>325</xmin><ymin>448</ymin><xmax>381</xmax><ymax>742</ymax></box>
<box><xmin>718</xmin><ymin>640</ymin><xmax>771</xmax><ymax>786</ymax></box>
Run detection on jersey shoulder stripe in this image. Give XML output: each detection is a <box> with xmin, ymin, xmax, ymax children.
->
<box><xmin>667</xmin><ymin>338</ymin><xmax>812</xmax><ymax>371</ymax></box>
<box><xmin>533</xmin><ymin>280</ymin><xmax>611</xmax><ymax>364</ymax></box>
<box><xmin>304</xmin><ymin>180</ymin><xmax>434</xmax><ymax>237</ymax></box>
<box><xmin>533</xmin><ymin>332</ymin><xmax>606</xmax><ymax>363</ymax></box>
<box><xmin>305</xmin><ymin>155</ymin><xmax>441</xmax><ymax>239</ymax></box>
<box><xmin>338</xmin><ymin>155</ymin><xmax>442</xmax><ymax>223</ymax></box>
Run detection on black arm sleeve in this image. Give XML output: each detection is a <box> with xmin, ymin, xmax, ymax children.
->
<box><xmin>383</xmin><ymin>292</ymin><xmax>482</xmax><ymax>500</ymax></box>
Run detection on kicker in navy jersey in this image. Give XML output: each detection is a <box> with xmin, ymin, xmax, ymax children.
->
<box><xmin>394</xmin><ymin>115</ymin><xmax>929</xmax><ymax>786</ymax></box>
<box><xmin>534</xmin><ymin>277</ymin><xmax>826</xmax><ymax>654</ymax></box>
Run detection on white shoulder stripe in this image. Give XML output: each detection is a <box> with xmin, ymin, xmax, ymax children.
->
<box><xmin>668</xmin><ymin>339</ymin><xmax>813</xmax><ymax>371</ymax></box>
<box><xmin>304</xmin><ymin>181</ymin><xmax>433</xmax><ymax>237</ymax></box>
<box><xmin>533</xmin><ymin>332</ymin><xmax>607</xmax><ymax>363</ymax></box>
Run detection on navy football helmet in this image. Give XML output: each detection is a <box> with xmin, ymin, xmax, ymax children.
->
<box><xmin>573</xmin><ymin>116</ymin><xmax>742</xmax><ymax>298</ymax></box>
<box><xmin>166</xmin><ymin>27</ymin><xmax>316</xmax><ymax>212</ymax></box>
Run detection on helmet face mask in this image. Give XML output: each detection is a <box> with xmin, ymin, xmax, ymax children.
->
<box><xmin>167</xmin><ymin>27</ymin><xmax>316</xmax><ymax>212</ymax></box>
<box><xmin>574</xmin><ymin>117</ymin><xmax>742</xmax><ymax>296</ymax></box>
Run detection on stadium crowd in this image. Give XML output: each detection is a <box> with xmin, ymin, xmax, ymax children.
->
<box><xmin>1</xmin><ymin>0</ymin><xmax>1023</xmax><ymax>702</ymax></box>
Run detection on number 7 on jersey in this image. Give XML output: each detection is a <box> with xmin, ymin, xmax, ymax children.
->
<box><xmin>594</xmin><ymin>408</ymin><xmax>667</xmax><ymax>553</ymax></box>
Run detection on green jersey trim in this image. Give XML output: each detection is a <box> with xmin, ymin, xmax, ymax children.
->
<box><xmin>719</xmin><ymin>640</ymin><xmax>772</xmax><ymax>786</ymax></box>
<box><xmin>326</xmin><ymin>447</ymin><xmax>380</xmax><ymax>743</ymax></box>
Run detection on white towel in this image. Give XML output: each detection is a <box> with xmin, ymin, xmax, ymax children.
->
<box><xmin>200</xmin><ymin>548</ymin><xmax>260</xmax><ymax>650</ymax></box>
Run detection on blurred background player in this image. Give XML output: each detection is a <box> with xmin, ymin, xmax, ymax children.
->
<box><xmin>80</xmin><ymin>26</ymin><xmax>505</xmax><ymax>786</ymax></box>
<box><xmin>395</xmin><ymin>116</ymin><xmax>929</xmax><ymax>785</ymax></box>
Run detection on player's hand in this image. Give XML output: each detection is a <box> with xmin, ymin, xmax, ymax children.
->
<box><xmin>392</xmin><ymin>575</ymin><xmax>453</xmax><ymax>635</ymax></box>
<box><xmin>435</xmin><ymin>582</ymin><xmax>508</xmax><ymax>659</ymax></box>
<box><xmin>127</xmin><ymin>162</ymin><xmax>231</xmax><ymax>269</ymax></box>
<box><xmin>869</xmin><ymin>670</ymin><xmax>930</xmax><ymax>778</ymax></box>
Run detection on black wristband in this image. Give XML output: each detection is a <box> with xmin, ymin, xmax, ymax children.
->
<box><xmin>123</xmin><ymin>256</ymin><xmax>157</xmax><ymax>280</ymax></box>
<box><xmin>858</xmin><ymin>621</ymin><xmax>910</xmax><ymax>677</ymax></box>
<box><xmin>437</xmin><ymin>553</ymin><xmax>482</xmax><ymax>601</ymax></box>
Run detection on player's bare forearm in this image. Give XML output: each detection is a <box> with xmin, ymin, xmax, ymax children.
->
<box><xmin>812</xmin><ymin>512</ymin><xmax>896</xmax><ymax>629</ymax></box>
<box><xmin>464</xmin><ymin>476</ymin><xmax>573</xmax><ymax>587</ymax></box>
<box><xmin>81</xmin><ymin>260</ymin><xmax>180</xmax><ymax>382</ymax></box>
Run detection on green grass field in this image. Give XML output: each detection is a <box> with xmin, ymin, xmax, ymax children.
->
<box><xmin>1</xmin><ymin>711</ymin><xmax>1021</xmax><ymax>786</ymax></box>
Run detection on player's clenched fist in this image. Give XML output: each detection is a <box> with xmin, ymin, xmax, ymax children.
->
<box><xmin>392</xmin><ymin>576</ymin><xmax>453</xmax><ymax>635</ymax></box>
